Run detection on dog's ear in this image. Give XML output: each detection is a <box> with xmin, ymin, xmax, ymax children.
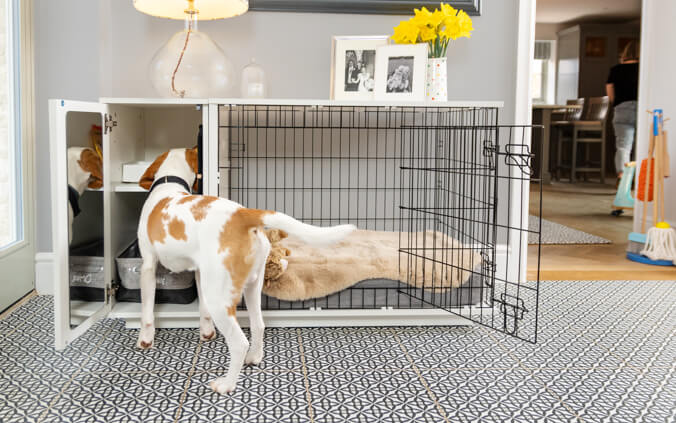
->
<box><xmin>185</xmin><ymin>147</ymin><xmax>199</xmax><ymax>191</ymax></box>
<box><xmin>139</xmin><ymin>151</ymin><xmax>169</xmax><ymax>190</ymax></box>
<box><xmin>79</xmin><ymin>148</ymin><xmax>103</xmax><ymax>189</ymax></box>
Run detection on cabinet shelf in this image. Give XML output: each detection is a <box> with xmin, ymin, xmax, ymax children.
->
<box><xmin>114</xmin><ymin>183</ymin><xmax>147</xmax><ymax>193</ymax></box>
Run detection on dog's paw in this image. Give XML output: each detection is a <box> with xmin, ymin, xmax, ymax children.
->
<box><xmin>200</xmin><ymin>318</ymin><xmax>216</xmax><ymax>341</ymax></box>
<box><xmin>209</xmin><ymin>377</ymin><xmax>237</xmax><ymax>395</ymax></box>
<box><xmin>136</xmin><ymin>324</ymin><xmax>155</xmax><ymax>349</ymax></box>
<box><xmin>245</xmin><ymin>348</ymin><xmax>264</xmax><ymax>366</ymax></box>
<box><xmin>200</xmin><ymin>330</ymin><xmax>216</xmax><ymax>341</ymax></box>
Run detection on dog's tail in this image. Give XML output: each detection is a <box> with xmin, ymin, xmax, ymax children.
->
<box><xmin>262</xmin><ymin>212</ymin><xmax>355</xmax><ymax>246</ymax></box>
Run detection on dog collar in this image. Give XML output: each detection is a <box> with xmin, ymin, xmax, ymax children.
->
<box><xmin>149</xmin><ymin>175</ymin><xmax>191</xmax><ymax>195</ymax></box>
<box><xmin>68</xmin><ymin>185</ymin><xmax>81</xmax><ymax>217</ymax></box>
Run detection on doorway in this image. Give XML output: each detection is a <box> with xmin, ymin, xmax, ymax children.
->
<box><xmin>528</xmin><ymin>0</ymin><xmax>672</xmax><ymax>280</ymax></box>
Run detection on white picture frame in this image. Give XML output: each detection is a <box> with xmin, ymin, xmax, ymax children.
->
<box><xmin>374</xmin><ymin>44</ymin><xmax>429</xmax><ymax>102</ymax></box>
<box><xmin>330</xmin><ymin>35</ymin><xmax>390</xmax><ymax>101</ymax></box>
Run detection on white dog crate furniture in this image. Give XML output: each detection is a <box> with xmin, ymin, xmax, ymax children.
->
<box><xmin>50</xmin><ymin>98</ymin><xmax>541</xmax><ymax>350</ymax></box>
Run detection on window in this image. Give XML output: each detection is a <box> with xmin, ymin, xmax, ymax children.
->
<box><xmin>0</xmin><ymin>0</ymin><xmax>21</xmax><ymax>249</ymax></box>
<box><xmin>531</xmin><ymin>40</ymin><xmax>556</xmax><ymax>104</ymax></box>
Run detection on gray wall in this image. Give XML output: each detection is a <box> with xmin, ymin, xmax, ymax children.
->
<box><xmin>34</xmin><ymin>0</ymin><xmax>101</xmax><ymax>253</ymax></box>
<box><xmin>34</xmin><ymin>0</ymin><xmax>520</xmax><ymax>253</ymax></box>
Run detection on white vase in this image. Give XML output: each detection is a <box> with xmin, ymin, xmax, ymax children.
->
<box><xmin>426</xmin><ymin>57</ymin><xmax>448</xmax><ymax>102</ymax></box>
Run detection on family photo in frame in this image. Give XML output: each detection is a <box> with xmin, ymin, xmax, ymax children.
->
<box><xmin>330</xmin><ymin>36</ymin><xmax>429</xmax><ymax>102</ymax></box>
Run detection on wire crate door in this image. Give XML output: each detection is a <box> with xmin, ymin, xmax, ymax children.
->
<box><xmin>398</xmin><ymin>125</ymin><xmax>541</xmax><ymax>343</ymax></box>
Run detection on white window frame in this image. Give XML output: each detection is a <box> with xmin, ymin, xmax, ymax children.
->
<box><xmin>532</xmin><ymin>40</ymin><xmax>557</xmax><ymax>105</ymax></box>
<box><xmin>0</xmin><ymin>0</ymin><xmax>23</xmax><ymax>254</ymax></box>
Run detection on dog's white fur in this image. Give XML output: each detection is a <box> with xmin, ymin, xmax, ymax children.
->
<box><xmin>136</xmin><ymin>148</ymin><xmax>354</xmax><ymax>394</ymax></box>
<box><xmin>67</xmin><ymin>147</ymin><xmax>102</xmax><ymax>244</ymax></box>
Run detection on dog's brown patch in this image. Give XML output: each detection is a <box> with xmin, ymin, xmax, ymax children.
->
<box><xmin>168</xmin><ymin>216</ymin><xmax>187</xmax><ymax>241</ymax></box>
<box><xmin>218</xmin><ymin>208</ymin><xmax>273</xmax><ymax>296</ymax></box>
<box><xmin>227</xmin><ymin>304</ymin><xmax>237</xmax><ymax>318</ymax></box>
<box><xmin>79</xmin><ymin>148</ymin><xmax>103</xmax><ymax>189</ymax></box>
<box><xmin>186</xmin><ymin>147</ymin><xmax>199</xmax><ymax>191</ymax></box>
<box><xmin>191</xmin><ymin>196</ymin><xmax>219</xmax><ymax>221</ymax></box>
<box><xmin>148</xmin><ymin>197</ymin><xmax>172</xmax><ymax>244</ymax></box>
<box><xmin>177</xmin><ymin>195</ymin><xmax>197</xmax><ymax>205</ymax></box>
<box><xmin>139</xmin><ymin>151</ymin><xmax>169</xmax><ymax>190</ymax></box>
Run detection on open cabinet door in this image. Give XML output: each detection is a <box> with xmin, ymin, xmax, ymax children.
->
<box><xmin>398</xmin><ymin>124</ymin><xmax>541</xmax><ymax>343</ymax></box>
<box><xmin>49</xmin><ymin>99</ymin><xmax>113</xmax><ymax>349</ymax></box>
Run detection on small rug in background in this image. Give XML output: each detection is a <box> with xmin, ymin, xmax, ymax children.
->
<box><xmin>528</xmin><ymin>215</ymin><xmax>611</xmax><ymax>245</ymax></box>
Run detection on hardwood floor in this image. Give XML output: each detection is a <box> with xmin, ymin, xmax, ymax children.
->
<box><xmin>527</xmin><ymin>182</ymin><xmax>676</xmax><ymax>280</ymax></box>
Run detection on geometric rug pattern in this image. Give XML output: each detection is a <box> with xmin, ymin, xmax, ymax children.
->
<box><xmin>529</xmin><ymin>215</ymin><xmax>612</xmax><ymax>245</ymax></box>
<box><xmin>0</xmin><ymin>280</ymin><xmax>674</xmax><ymax>422</ymax></box>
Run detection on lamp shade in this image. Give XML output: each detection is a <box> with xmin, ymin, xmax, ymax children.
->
<box><xmin>133</xmin><ymin>0</ymin><xmax>248</xmax><ymax>20</ymax></box>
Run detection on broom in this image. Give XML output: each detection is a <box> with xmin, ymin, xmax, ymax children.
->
<box><xmin>626</xmin><ymin>111</ymin><xmax>657</xmax><ymax>257</ymax></box>
<box><xmin>638</xmin><ymin>110</ymin><xmax>675</xmax><ymax>264</ymax></box>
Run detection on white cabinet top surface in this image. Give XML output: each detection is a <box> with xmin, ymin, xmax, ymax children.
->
<box><xmin>99</xmin><ymin>97</ymin><xmax>503</xmax><ymax>108</ymax></box>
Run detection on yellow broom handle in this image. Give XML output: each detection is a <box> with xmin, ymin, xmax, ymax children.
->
<box><xmin>653</xmin><ymin>129</ymin><xmax>659</xmax><ymax>227</ymax></box>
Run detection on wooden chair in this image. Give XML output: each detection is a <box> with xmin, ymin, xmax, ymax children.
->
<box><xmin>550</xmin><ymin>98</ymin><xmax>585</xmax><ymax>180</ymax></box>
<box><xmin>554</xmin><ymin>96</ymin><xmax>609</xmax><ymax>183</ymax></box>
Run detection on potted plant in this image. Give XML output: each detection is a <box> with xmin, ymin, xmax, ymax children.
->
<box><xmin>391</xmin><ymin>3</ymin><xmax>474</xmax><ymax>101</ymax></box>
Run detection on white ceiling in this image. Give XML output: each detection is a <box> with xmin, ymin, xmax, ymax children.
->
<box><xmin>536</xmin><ymin>0</ymin><xmax>641</xmax><ymax>23</ymax></box>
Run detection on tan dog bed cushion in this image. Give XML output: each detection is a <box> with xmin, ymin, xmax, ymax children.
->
<box><xmin>263</xmin><ymin>229</ymin><xmax>482</xmax><ymax>302</ymax></box>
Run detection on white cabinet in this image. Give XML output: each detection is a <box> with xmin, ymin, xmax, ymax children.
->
<box><xmin>51</xmin><ymin>98</ymin><xmax>540</xmax><ymax>350</ymax></box>
<box><xmin>50</xmin><ymin>98</ymin><xmax>207</xmax><ymax>349</ymax></box>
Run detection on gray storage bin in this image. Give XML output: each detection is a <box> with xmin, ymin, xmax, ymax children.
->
<box><xmin>69</xmin><ymin>240</ymin><xmax>105</xmax><ymax>301</ymax></box>
<box><xmin>115</xmin><ymin>241</ymin><xmax>197</xmax><ymax>304</ymax></box>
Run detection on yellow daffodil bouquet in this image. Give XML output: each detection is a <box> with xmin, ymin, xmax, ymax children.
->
<box><xmin>392</xmin><ymin>3</ymin><xmax>474</xmax><ymax>58</ymax></box>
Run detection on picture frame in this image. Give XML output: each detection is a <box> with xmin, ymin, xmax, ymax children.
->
<box><xmin>330</xmin><ymin>35</ymin><xmax>389</xmax><ymax>101</ymax></box>
<box><xmin>373</xmin><ymin>43</ymin><xmax>428</xmax><ymax>102</ymax></box>
<box><xmin>249</xmin><ymin>1</ymin><xmax>482</xmax><ymax>16</ymax></box>
<box><xmin>585</xmin><ymin>37</ymin><xmax>606</xmax><ymax>58</ymax></box>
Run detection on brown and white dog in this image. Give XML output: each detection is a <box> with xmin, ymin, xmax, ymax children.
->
<box><xmin>136</xmin><ymin>148</ymin><xmax>354</xmax><ymax>394</ymax></box>
<box><xmin>67</xmin><ymin>147</ymin><xmax>103</xmax><ymax>244</ymax></box>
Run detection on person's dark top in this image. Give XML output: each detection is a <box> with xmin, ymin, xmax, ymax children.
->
<box><xmin>606</xmin><ymin>63</ymin><xmax>639</xmax><ymax>106</ymax></box>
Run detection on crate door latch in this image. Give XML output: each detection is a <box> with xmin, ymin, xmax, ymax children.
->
<box><xmin>498</xmin><ymin>293</ymin><xmax>527</xmax><ymax>336</ymax></box>
<box><xmin>502</xmin><ymin>144</ymin><xmax>534</xmax><ymax>177</ymax></box>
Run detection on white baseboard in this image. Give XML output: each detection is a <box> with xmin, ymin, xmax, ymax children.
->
<box><xmin>35</xmin><ymin>252</ymin><xmax>54</xmax><ymax>295</ymax></box>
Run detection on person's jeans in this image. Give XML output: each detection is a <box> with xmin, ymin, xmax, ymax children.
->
<box><xmin>613</xmin><ymin>100</ymin><xmax>637</xmax><ymax>174</ymax></box>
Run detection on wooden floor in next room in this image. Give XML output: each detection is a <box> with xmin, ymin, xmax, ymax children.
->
<box><xmin>528</xmin><ymin>181</ymin><xmax>676</xmax><ymax>281</ymax></box>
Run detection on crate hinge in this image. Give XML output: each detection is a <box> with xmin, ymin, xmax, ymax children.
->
<box><xmin>483</xmin><ymin>139</ymin><xmax>496</xmax><ymax>169</ymax></box>
<box><xmin>104</xmin><ymin>114</ymin><xmax>118</xmax><ymax>134</ymax></box>
<box><xmin>107</xmin><ymin>280</ymin><xmax>119</xmax><ymax>304</ymax></box>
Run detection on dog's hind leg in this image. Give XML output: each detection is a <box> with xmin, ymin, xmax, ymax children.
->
<box><xmin>201</xmin><ymin>271</ymin><xmax>249</xmax><ymax>394</ymax></box>
<box><xmin>243</xmin><ymin>266</ymin><xmax>266</xmax><ymax>365</ymax></box>
<box><xmin>243</xmin><ymin>236</ymin><xmax>269</xmax><ymax>366</ymax></box>
<box><xmin>195</xmin><ymin>270</ymin><xmax>216</xmax><ymax>341</ymax></box>
<box><xmin>137</xmin><ymin>254</ymin><xmax>158</xmax><ymax>349</ymax></box>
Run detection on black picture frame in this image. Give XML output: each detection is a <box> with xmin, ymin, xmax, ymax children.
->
<box><xmin>249</xmin><ymin>0</ymin><xmax>481</xmax><ymax>15</ymax></box>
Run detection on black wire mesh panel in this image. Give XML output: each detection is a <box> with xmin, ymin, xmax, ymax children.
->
<box><xmin>218</xmin><ymin>104</ymin><xmax>541</xmax><ymax>342</ymax></box>
<box><xmin>399</xmin><ymin>124</ymin><xmax>542</xmax><ymax>342</ymax></box>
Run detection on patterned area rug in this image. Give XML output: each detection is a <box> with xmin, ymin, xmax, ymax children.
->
<box><xmin>529</xmin><ymin>215</ymin><xmax>611</xmax><ymax>245</ymax></box>
<box><xmin>1</xmin><ymin>281</ymin><xmax>674</xmax><ymax>422</ymax></box>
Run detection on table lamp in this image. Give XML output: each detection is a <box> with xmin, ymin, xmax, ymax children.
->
<box><xmin>134</xmin><ymin>0</ymin><xmax>248</xmax><ymax>98</ymax></box>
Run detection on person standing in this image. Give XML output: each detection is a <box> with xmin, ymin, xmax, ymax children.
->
<box><xmin>606</xmin><ymin>40</ymin><xmax>640</xmax><ymax>177</ymax></box>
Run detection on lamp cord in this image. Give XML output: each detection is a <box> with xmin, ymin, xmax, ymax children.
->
<box><xmin>171</xmin><ymin>16</ymin><xmax>193</xmax><ymax>98</ymax></box>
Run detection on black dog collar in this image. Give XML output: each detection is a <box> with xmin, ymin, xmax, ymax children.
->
<box><xmin>67</xmin><ymin>185</ymin><xmax>81</xmax><ymax>217</ymax></box>
<box><xmin>149</xmin><ymin>175</ymin><xmax>191</xmax><ymax>195</ymax></box>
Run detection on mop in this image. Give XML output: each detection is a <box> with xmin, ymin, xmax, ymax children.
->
<box><xmin>629</xmin><ymin>110</ymin><xmax>675</xmax><ymax>265</ymax></box>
